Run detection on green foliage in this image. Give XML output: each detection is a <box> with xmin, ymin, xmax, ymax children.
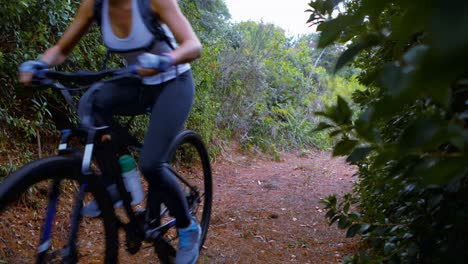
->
<box><xmin>1</xmin><ymin>0</ymin><xmax>364</xmax><ymax>178</ymax></box>
<box><xmin>211</xmin><ymin>21</ymin><xmax>364</xmax><ymax>153</ymax></box>
<box><xmin>0</xmin><ymin>1</ymin><xmax>107</xmax><ymax>160</ymax></box>
<box><xmin>0</xmin><ymin>1</ymin><xmax>119</xmax><ymax>177</ymax></box>
<box><xmin>308</xmin><ymin>0</ymin><xmax>468</xmax><ymax>262</ymax></box>
<box><xmin>179</xmin><ymin>0</ymin><xmax>230</xmax><ymax>148</ymax></box>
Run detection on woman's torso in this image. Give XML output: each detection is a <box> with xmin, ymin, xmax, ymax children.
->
<box><xmin>101</xmin><ymin>0</ymin><xmax>190</xmax><ymax>85</ymax></box>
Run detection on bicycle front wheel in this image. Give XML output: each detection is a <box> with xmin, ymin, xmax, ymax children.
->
<box><xmin>154</xmin><ymin>130</ymin><xmax>213</xmax><ymax>263</ymax></box>
<box><xmin>0</xmin><ymin>155</ymin><xmax>118</xmax><ymax>263</ymax></box>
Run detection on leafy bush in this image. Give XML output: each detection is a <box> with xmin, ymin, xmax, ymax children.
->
<box><xmin>211</xmin><ymin>21</ymin><xmax>365</xmax><ymax>153</ymax></box>
<box><xmin>307</xmin><ymin>0</ymin><xmax>468</xmax><ymax>262</ymax></box>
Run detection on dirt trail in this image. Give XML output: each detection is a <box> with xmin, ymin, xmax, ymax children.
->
<box><xmin>0</xmin><ymin>148</ymin><xmax>358</xmax><ymax>263</ymax></box>
<box><xmin>199</xmin><ymin>149</ymin><xmax>358</xmax><ymax>263</ymax></box>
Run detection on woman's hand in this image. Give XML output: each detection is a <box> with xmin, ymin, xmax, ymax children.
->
<box><xmin>136</xmin><ymin>53</ymin><xmax>174</xmax><ymax>77</ymax></box>
<box><xmin>18</xmin><ymin>60</ymin><xmax>49</xmax><ymax>86</ymax></box>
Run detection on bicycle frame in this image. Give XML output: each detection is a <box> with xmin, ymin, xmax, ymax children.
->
<box><xmin>31</xmin><ymin>68</ymin><xmax>203</xmax><ymax>260</ymax></box>
<box><xmin>50</xmin><ymin>116</ymin><xmax>198</xmax><ymax>258</ymax></box>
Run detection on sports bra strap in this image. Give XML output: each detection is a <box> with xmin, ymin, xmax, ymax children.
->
<box><xmin>93</xmin><ymin>0</ymin><xmax>174</xmax><ymax>49</ymax></box>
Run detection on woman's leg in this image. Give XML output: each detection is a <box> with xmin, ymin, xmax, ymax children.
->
<box><xmin>77</xmin><ymin>76</ymin><xmax>145</xmax><ymax>127</ymax></box>
<box><xmin>77</xmin><ymin>76</ymin><xmax>145</xmax><ymax>187</ymax></box>
<box><xmin>138</xmin><ymin>70</ymin><xmax>195</xmax><ymax>228</ymax></box>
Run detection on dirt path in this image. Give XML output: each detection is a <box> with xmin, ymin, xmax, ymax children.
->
<box><xmin>198</xmin><ymin>149</ymin><xmax>358</xmax><ymax>263</ymax></box>
<box><xmin>0</xmin><ymin>149</ymin><xmax>358</xmax><ymax>263</ymax></box>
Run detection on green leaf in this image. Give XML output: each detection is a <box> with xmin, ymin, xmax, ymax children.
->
<box><xmin>459</xmin><ymin>110</ymin><xmax>468</xmax><ymax>120</ymax></box>
<box><xmin>432</xmin><ymin>0</ymin><xmax>468</xmax><ymax>57</ymax></box>
<box><xmin>446</xmin><ymin>123</ymin><xmax>465</xmax><ymax>150</ymax></box>
<box><xmin>389</xmin><ymin>225</ymin><xmax>402</xmax><ymax>233</ymax></box>
<box><xmin>306</xmin><ymin>0</ymin><xmax>341</xmax><ymax>17</ymax></box>
<box><xmin>406</xmin><ymin>242</ymin><xmax>419</xmax><ymax>257</ymax></box>
<box><xmin>314</xmin><ymin>111</ymin><xmax>330</xmax><ymax>119</ymax></box>
<box><xmin>343</xmin><ymin>202</ymin><xmax>350</xmax><ymax>213</ymax></box>
<box><xmin>384</xmin><ymin>242</ymin><xmax>396</xmax><ymax>255</ymax></box>
<box><xmin>428</xmin><ymin>194</ymin><xmax>443</xmax><ymax>209</ymax></box>
<box><xmin>325</xmin><ymin>210</ymin><xmax>337</xmax><ymax>219</ymax></box>
<box><xmin>381</xmin><ymin>63</ymin><xmax>409</xmax><ymax>97</ymax></box>
<box><xmin>313</xmin><ymin>122</ymin><xmax>334</xmax><ymax>132</ymax></box>
<box><xmin>373</xmin><ymin>147</ymin><xmax>397</xmax><ymax>168</ymax></box>
<box><xmin>336</xmin><ymin>96</ymin><xmax>352</xmax><ymax>125</ymax></box>
<box><xmin>329</xmin><ymin>129</ymin><xmax>342</xmax><ymax>137</ymax></box>
<box><xmin>334</xmin><ymin>34</ymin><xmax>380</xmax><ymax>72</ymax></box>
<box><xmin>403</xmin><ymin>45</ymin><xmax>429</xmax><ymax>67</ymax></box>
<box><xmin>346</xmin><ymin>224</ymin><xmax>361</xmax><ymax>238</ymax></box>
<box><xmin>361</xmin><ymin>0</ymin><xmax>390</xmax><ymax>16</ymax></box>
<box><xmin>416</xmin><ymin>156</ymin><xmax>468</xmax><ymax>185</ymax></box>
<box><xmin>399</xmin><ymin>119</ymin><xmax>442</xmax><ymax>152</ymax></box>
<box><xmin>348</xmin><ymin>212</ymin><xmax>361</xmax><ymax>222</ymax></box>
<box><xmin>359</xmin><ymin>224</ymin><xmax>371</xmax><ymax>234</ymax></box>
<box><xmin>346</xmin><ymin>146</ymin><xmax>375</xmax><ymax>164</ymax></box>
<box><xmin>316</xmin><ymin>98</ymin><xmax>352</xmax><ymax>126</ymax></box>
<box><xmin>317</xmin><ymin>15</ymin><xmax>361</xmax><ymax>48</ymax></box>
<box><xmin>354</xmin><ymin>110</ymin><xmax>380</xmax><ymax>143</ymax></box>
<box><xmin>330</xmin><ymin>215</ymin><xmax>340</xmax><ymax>226</ymax></box>
<box><xmin>338</xmin><ymin>216</ymin><xmax>351</xmax><ymax>229</ymax></box>
<box><xmin>371</xmin><ymin>96</ymin><xmax>407</xmax><ymax>122</ymax></box>
<box><xmin>333</xmin><ymin>139</ymin><xmax>359</xmax><ymax>156</ymax></box>
<box><xmin>425</xmin><ymin>80</ymin><xmax>451</xmax><ymax>106</ymax></box>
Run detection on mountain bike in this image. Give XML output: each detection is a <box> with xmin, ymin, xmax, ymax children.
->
<box><xmin>0</xmin><ymin>68</ymin><xmax>212</xmax><ymax>263</ymax></box>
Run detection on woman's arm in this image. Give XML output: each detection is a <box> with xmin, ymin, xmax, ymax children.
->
<box><xmin>20</xmin><ymin>0</ymin><xmax>95</xmax><ymax>85</ymax></box>
<box><xmin>41</xmin><ymin>0</ymin><xmax>95</xmax><ymax>66</ymax></box>
<box><xmin>151</xmin><ymin>0</ymin><xmax>202</xmax><ymax>64</ymax></box>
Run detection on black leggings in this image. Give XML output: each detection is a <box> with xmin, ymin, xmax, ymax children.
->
<box><xmin>78</xmin><ymin>70</ymin><xmax>194</xmax><ymax>228</ymax></box>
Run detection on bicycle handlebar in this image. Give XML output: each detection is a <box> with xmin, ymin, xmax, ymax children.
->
<box><xmin>34</xmin><ymin>66</ymin><xmax>138</xmax><ymax>87</ymax></box>
<box><xmin>32</xmin><ymin>66</ymin><xmax>139</xmax><ymax>110</ymax></box>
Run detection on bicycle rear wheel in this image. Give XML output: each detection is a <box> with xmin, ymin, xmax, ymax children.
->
<box><xmin>154</xmin><ymin>130</ymin><xmax>212</xmax><ymax>263</ymax></box>
<box><xmin>0</xmin><ymin>156</ymin><xmax>118</xmax><ymax>263</ymax></box>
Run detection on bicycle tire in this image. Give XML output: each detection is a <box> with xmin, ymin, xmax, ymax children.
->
<box><xmin>154</xmin><ymin>130</ymin><xmax>213</xmax><ymax>262</ymax></box>
<box><xmin>0</xmin><ymin>155</ymin><xmax>119</xmax><ymax>263</ymax></box>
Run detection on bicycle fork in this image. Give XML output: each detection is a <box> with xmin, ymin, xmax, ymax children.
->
<box><xmin>61</xmin><ymin>128</ymin><xmax>102</xmax><ymax>261</ymax></box>
<box><xmin>36</xmin><ymin>128</ymin><xmax>98</xmax><ymax>262</ymax></box>
<box><xmin>38</xmin><ymin>188</ymin><xmax>92</xmax><ymax>263</ymax></box>
<box><xmin>36</xmin><ymin>180</ymin><xmax>60</xmax><ymax>264</ymax></box>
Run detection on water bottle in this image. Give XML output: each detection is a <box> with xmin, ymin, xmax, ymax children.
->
<box><xmin>118</xmin><ymin>155</ymin><xmax>144</xmax><ymax>205</ymax></box>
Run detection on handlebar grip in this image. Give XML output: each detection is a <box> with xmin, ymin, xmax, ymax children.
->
<box><xmin>36</xmin><ymin>69</ymin><xmax>49</xmax><ymax>78</ymax></box>
<box><xmin>32</xmin><ymin>69</ymin><xmax>53</xmax><ymax>87</ymax></box>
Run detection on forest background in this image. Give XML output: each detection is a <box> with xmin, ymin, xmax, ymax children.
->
<box><xmin>0</xmin><ymin>0</ymin><xmax>363</xmax><ymax>174</ymax></box>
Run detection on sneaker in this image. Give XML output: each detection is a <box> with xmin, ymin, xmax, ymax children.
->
<box><xmin>175</xmin><ymin>216</ymin><xmax>202</xmax><ymax>264</ymax></box>
<box><xmin>81</xmin><ymin>184</ymin><xmax>122</xmax><ymax>217</ymax></box>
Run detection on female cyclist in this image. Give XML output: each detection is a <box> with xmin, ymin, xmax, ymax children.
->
<box><xmin>18</xmin><ymin>0</ymin><xmax>202</xmax><ymax>263</ymax></box>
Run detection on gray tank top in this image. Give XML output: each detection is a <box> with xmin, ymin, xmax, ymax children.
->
<box><xmin>101</xmin><ymin>0</ymin><xmax>190</xmax><ymax>85</ymax></box>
